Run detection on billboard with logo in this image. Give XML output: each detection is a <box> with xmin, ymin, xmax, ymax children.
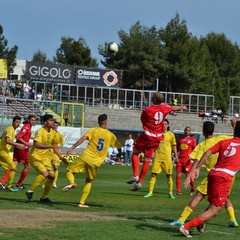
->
<box><xmin>25</xmin><ymin>61</ymin><xmax>74</xmax><ymax>83</ymax></box>
<box><xmin>75</xmin><ymin>67</ymin><xmax>121</xmax><ymax>88</ymax></box>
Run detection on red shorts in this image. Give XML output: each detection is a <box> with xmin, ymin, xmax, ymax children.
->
<box><xmin>134</xmin><ymin>133</ymin><xmax>162</xmax><ymax>158</ymax></box>
<box><xmin>176</xmin><ymin>160</ymin><xmax>193</xmax><ymax>174</ymax></box>
<box><xmin>207</xmin><ymin>174</ymin><xmax>232</xmax><ymax>207</ymax></box>
<box><xmin>13</xmin><ymin>148</ymin><xmax>29</xmax><ymax>163</ymax></box>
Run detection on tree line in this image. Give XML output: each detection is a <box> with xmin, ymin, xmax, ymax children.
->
<box><xmin>1</xmin><ymin>14</ymin><xmax>240</xmax><ymax>111</ymax></box>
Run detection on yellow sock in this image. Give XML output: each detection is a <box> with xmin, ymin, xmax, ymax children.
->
<box><xmin>30</xmin><ymin>174</ymin><xmax>46</xmax><ymax>191</ymax></box>
<box><xmin>167</xmin><ymin>176</ymin><xmax>173</xmax><ymax>195</ymax></box>
<box><xmin>42</xmin><ymin>178</ymin><xmax>54</xmax><ymax>198</ymax></box>
<box><xmin>6</xmin><ymin>170</ymin><xmax>16</xmax><ymax>188</ymax></box>
<box><xmin>226</xmin><ymin>207</ymin><xmax>236</xmax><ymax>222</ymax></box>
<box><xmin>80</xmin><ymin>182</ymin><xmax>92</xmax><ymax>204</ymax></box>
<box><xmin>66</xmin><ymin>171</ymin><xmax>75</xmax><ymax>184</ymax></box>
<box><xmin>178</xmin><ymin>206</ymin><xmax>193</xmax><ymax>223</ymax></box>
<box><xmin>53</xmin><ymin>169</ymin><xmax>59</xmax><ymax>184</ymax></box>
<box><xmin>148</xmin><ymin>176</ymin><xmax>156</xmax><ymax>194</ymax></box>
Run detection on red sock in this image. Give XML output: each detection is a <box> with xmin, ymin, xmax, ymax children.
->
<box><xmin>1</xmin><ymin>169</ymin><xmax>11</xmax><ymax>184</ymax></box>
<box><xmin>17</xmin><ymin>169</ymin><xmax>28</xmax><ymax>186</ymax></box>
<box><xmin>184</xmin><ymin>216</ymin><xmax>204</xmax><ymax>230</ymax></box>
<box><xmin>176</xmin><ymin>176</ymin><xmax>181</xmax><ymax>192</ymax></box>
<box><xmin>137</xmin><ymin>160</ymin><xmax>150</xmax><ymax>184</ymax></box>
<box><xmin>132</xmin><ymin>154</ymin><xmax>140</xmax><ymax>177</ymax></box>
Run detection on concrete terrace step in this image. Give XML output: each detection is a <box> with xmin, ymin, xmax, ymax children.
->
<box><xmin>85</xmin><ymin>106</ymin><xmax>233</xmax><ymax>134</ymax></box>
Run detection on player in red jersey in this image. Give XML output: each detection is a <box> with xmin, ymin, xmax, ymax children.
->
<box><xmin>14</xmin><ymin>115</ymin><xmax>36</xmax><ymax>188</ymax></box>
<box><xmin>127</xmin><ymin>92</ymin><xmax>187</xmax><ymax>191</ymax></box>
<box><xmin>179</xmin><ymin>117</ymin><xmax>240</xmax><ymax>238</ymax></box>
<box><xmin>176</xmin><ymin>126</ymin><xmax>196</xmax><ymax>195</ymax></box>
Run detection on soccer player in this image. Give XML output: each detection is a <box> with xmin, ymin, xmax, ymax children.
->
<box><xmin>62</xmin><ymin>114</ymin><xmax>121</xmax><ymax>208</ymax></box>
<box><xmin>25</xmin><ymin>114</ymin><xmax>66</xmax><ymax>202</ymax></box>
<box><xmin>51</xmin><ymin>120</ymin><xmax>64</xmax><ymax>188</ymax></box>
<box><xmin>179</xmin><ymin>118</ymin><xmax>240</xmax><ymax>238</ymax></box>
<box><xmin>170</xmin><ymin>121</ymin><xmax>238</xmax><ymax>228</ymax></box>
<box><xmin>127</xmin><ymin>92</ymin><xmax>187</xmax><ymax>191</ymax></box>
<box><xmin>0</xmin><ymin>116</ymin><xmax>25</xmax><ymax>192</ymax></box>
<box><xmin>144</xmin><ymin>119</ymin><xmax>178</xmax><ymax>199</ymax></box>
<box><xmin>13</xmin><ymin>115</ymin><xmax>36</xmax><ymax>189</ymax></box>
<box><xmin>176</xmin><ymin>126</ymin><xmax>196</xmax><ymax>195</ymax></box>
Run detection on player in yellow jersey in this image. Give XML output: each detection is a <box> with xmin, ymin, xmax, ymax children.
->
<box><xmin>51</xmin><ymin>120</ymin><xmax>64</xmax><ymax>188</ymax></box>
<box><xmin>144</xmin><ymin>119</ymin><xmax>178</xmax><ymax>199</ymax></box>
<box><xmin>170</xmin><ymin>121</ymin><xmax>238</xmax><ymax>229</ymax></box>
<box><xmin>26</xmin><ymin>114</ymin><xmax>66</xmax><ymax>203</ymax></box>
<box><xmin>0</xmin><ymin>116</ymin><xmax>25</xmax><ymax>192</ymax></box>
<box><xmin>62</xmin><ymin>114</ymin><xmax>121</xmax><ymax>208</ymax></box>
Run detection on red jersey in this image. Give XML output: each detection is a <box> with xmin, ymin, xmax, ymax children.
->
<box><xmin>209</xmin><ymin>137</ymin><xmax>240</xmax><ymax>177</ymax></box>
<box><xmin>13</xmin><ymin>122</ymin><xmax>32</xmax><ymax>162</ymax></box>
<box><xmin>141</xmin><ymin>103</ymin><xmax>173</xmax><ymax>140</ymax></box>
<box><xmin>16</xmin><ymin>123</ymin><xmax>32</xmax><ymax>143</ymax></box>
<box><xmin>177</xmin><ymin>136</ymin><xmax>196</xmax><ymax>163</ymax></box>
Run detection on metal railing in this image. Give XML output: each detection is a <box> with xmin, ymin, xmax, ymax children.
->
<box><xmin>51</xmin><ymin>84</ymin><xmax>214</xmax><ymax>113</ymax></box>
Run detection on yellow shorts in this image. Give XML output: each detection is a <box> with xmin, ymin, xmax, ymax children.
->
<box><xmin>67</xmin><ymin>157</ymin><xmax>98</xmax><ymax>180</ymax></box>
<box><xmin>30</xmin><ymin>157</ymin><xmax>53</xmax><ymax>173</ymax></box>
<box><xmin>196</xmin><ymin>177</ymin><xmax>208</xmax><ymax>195</ymax></box>
<box><xmin>151</xmin><ymin>160</ymin><xmax>173</xmax><ymax>175</ymax></box>
<box><xmin>51</xmin><ymin>154</ymin><xmax>61</xmax><ymax>167</ymax></box>
<box><xmin>197</xmin><ymin>175</ymin><xmax>235</xmax><ymax>196</ymax></box>
<box><xmin>0</xmin><ymin>152</ymin><xmax>15</xmax><ymax>169</ymax></box>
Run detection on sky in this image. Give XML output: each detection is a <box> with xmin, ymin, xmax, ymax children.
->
<box><xmin>1</xmin><ymin>0</ymin><xmax>240</xmax><ymax>67</ymax></box>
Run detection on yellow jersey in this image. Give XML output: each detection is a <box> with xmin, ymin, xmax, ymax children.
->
<box><xmin>79</xmin><ymin>127</ymin><xmax>121</xmax><ymax>167</ymax></box>
<box><xmin>190</xmin><ymin>135</ymin><xmax>232</xmax><ymax>172</ymax></box>
<box><xmin>30</xmin><ymin>127</ymin><xmax>57</xmax><ymax>161</ymax></box>
<box><xmin>0</xmin><ymin>125</ymin><xmax>15</xmax><ymax>154</ymax></box>
<box><xmin>154</xmin><ymin>131</ymin><xmax>176</xmax><ymax>162</ymax></box>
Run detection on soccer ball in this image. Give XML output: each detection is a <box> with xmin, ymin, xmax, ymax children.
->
<box><xmin>108</xmin><ymin>42</ymin><xmax>118</xmax><ymax>53</ymax></box>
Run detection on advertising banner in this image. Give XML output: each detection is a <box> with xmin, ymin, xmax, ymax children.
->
<box><xmin>16</xmin><ymin>125</ymin><xmax>89</xmax><ymax>155</ymax></box>
<box><xmin>75</xmin><ymin>67</ymin><xmax>120</xmax><ymax>88</ymax></box>
<box><xmin>25</xmin><ymin>61</ymin><xmax>74</xmax><ymax>84</ymax></box>
<box><xmin>0</xmin><ymin>59</ymin><xmax>8</xmax><ymax>79</ymax></box>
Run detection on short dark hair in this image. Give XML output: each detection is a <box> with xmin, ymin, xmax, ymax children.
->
<box><xmin>13</xmin><ymin>116</ymin><xmax>21</xmax><ymax>122</ymax></box>
<box><xmin>98</xmin><ymin>114</ymin><xmax>107</xmax><ymax>124</ymax></box>
<box><xmin>203</xmin><ymin>121</ymin><xmax>214</xmax><ymax>135</ymax></box>
<box><xmin>151</xmin><ymin>92</ymin><xmax>164</xmax><ymax>104</ymax></box>
<box><xmin>42</xmin><ymin>114</ymin><xmax>53</xmax><ymax>123</ymax></box>
<box><xmin>28</xmin><ymin>114</ymin><xmax>36</xmax><ymax>120</ymax></box>
<box><xmin>164</xmin><ymin>118</ymin><xmax>169</xmax><ymax>125</ymax></box>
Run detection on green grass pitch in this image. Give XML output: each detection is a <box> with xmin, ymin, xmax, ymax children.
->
<box><xmin>0</xmin><ymin>164</ymin><xmax>239</xmax><ymax>239</ymax></box>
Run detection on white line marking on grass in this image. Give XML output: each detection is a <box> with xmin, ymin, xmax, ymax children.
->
<box><xmin>208</xmin><ymin>230</ymin><xmax>238</xmax><ymax>236</ymax></box>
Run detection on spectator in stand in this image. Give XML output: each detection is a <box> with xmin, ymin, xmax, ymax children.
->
<box><xmin>23</xmin><ymin>81</ymin><xmax>30</xmax><ymax>99</ymax></box>
<box><xmin>9</xmin><ymin>80</ymin><xmax>16</xmax><ymax>96</ymax></box>
<box><xmin>1</xmin><ymin>78</ymin><xmax>7</xmax><ymax>96</ymax></box>
<box><xmin>45</xmin><ymin>91</ymin><xmax>53</xmax><ymax>108</ymax></box>
<box><xmin>16</xmin><ymin>81</ymin><xmax>22</xmax><ymax>98</ymax></box>
<box><xmin>36</xmin><ymin>92</ymin><xmax>43</xmax><ymax>107</ymax></box>
<box><xmin>29</xmin><ymin>85</ymin><xmax>36</xmax><ymax>99</ymax></box>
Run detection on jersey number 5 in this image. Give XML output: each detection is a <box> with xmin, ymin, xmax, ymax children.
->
<box><xmin>97</xmin><ymin>138</ymin><xmax>104</xmax><ymax>151</ymax></box>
